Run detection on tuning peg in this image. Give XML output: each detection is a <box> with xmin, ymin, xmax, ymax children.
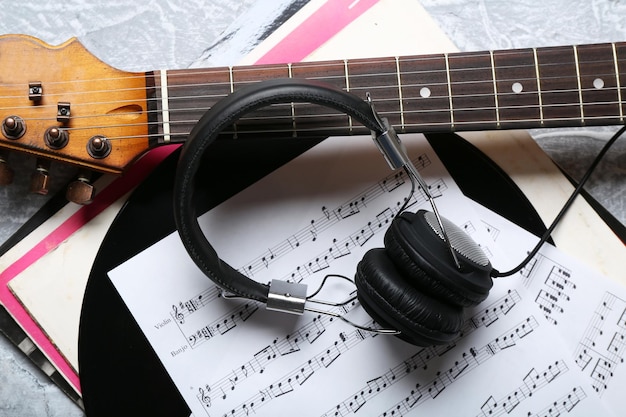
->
<box><xmin>0</xmin><ymin>150</ymin><xmax>14</xmax><ymax>185</ymax></box>
<box><xmin>30</xmin><ymin>159</ymin><xmax>51</xmax><ymax>195</ymax></box>
<box><xmin>66</xmin><ymin>171</ymin><xmax>95</xmax><ymax>205</ymax></box>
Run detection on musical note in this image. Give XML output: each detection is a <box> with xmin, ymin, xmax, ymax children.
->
<box><xmin>320</xmin><ymin>341</ymin><xmax>342</xmax><ymax>368</ymax></box>
<box><xmin>226</xmin><ymin>329</ymin><xmax>371</xmax><ymax>416</ymax></box>
<box><xmin>591</xmin><ymin>358</ymin><xmax>613</xmax><ymax>393</ymax></box>
<box><xmin>253</xmin><ymin>345</ymin><xmax>277</xmax><ymax>374</ymax></box>
<box><xmin>562</xmin><ymin>387</ymin><xmax>585</xmax><ymax>412</ymax></box>
<box><xmin>480</xmin><ymin>396</ymin><xmax>498</xmax><ymax>417</ymax></box>
<box><xmin>427</xmin><ymin>374</ymin><xmax>446</xmax><ymax>399</ymax></box>
<box><xmin>572</xmin><ymin>291</ymin><xmax>626</xmax><ymax>394</ymax></box>
<box><xmin>329</xmin><ymin>237</ymin><xmax>351</xmax><ymax>260</ymax></box>
<box><xmin>470</xmin><ymin>290</ymin><xmax>521</xmax><ymax>329</ymax></box>
<box><xmin>308</xmin><ymin>255</ymin><xmax>330</xmax><ymax>274</ymax></box>
<box><xmin>216</xmin><ymin>315</ymin><xmax>237</xmax><ymax>335</ymax></box>
<box><xmin>309</xmin><ymin>220</ymin><xmax>318</xmax><ymax>241</ymax></box>
<box><xmin>350</xmin><ymin>222</ymin><xmax>375</xmax><ymax>247</ymax></box>
<box><xmin>448</xmin><ymin>353</ymin><xmax>469</xmax><ymax>379</ymax></box>
<box><xmin>337</xmin><ymin>200</ymin><xmax>362</xmax><ymax>219</ymax></box>
<box><xmin>261</xmin><ymin>249</ymin><xmax>276</xmax><ymax>268</ymax></box>
<box><xmin>295</xmin><ymin>360</ymin><xmax>315</xmax><ymax>386</ymax></box>
<box><xmin>380</xmin><ymin>171</ymin><xmax>406</xmax><ymax>192</ymax></box>
<box><xmin>326</xmin><ymin>317</ymin><xmax>540</xmax><ymax>417</ymax></box>
<box><xmin>528</xmin><ymin>386</ymin><xmax>587</xmax><ymax>417</ymax></box>
<box><xmin>303</xmin><ymin>316</ymin><xmax>326</xmax><ymax>343</ymax></box>
<box><xmin>275</xmin><ymin>334</ymin><xmax>302</xmax><ymax>356</ymax></box>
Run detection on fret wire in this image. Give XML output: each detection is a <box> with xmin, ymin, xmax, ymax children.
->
<box><xmin>444</xmin><ymin>52</ymin><xmax>454</xmax><ymax>129</ymax></box>
<box><xmin>288</xmin><ymin>63</ymin><xmax>296</xmax><ymax>137</ymax></box>
<box><xmin>613</xmin><ymin>43</ymin><xmax>624</xmax><ymax>122</ymax></box>
<box><xmin>344</xmin><ymin>59</ymin><xmax>353</xmax><ymax>133</ymax></box>
<box><xmin>159</xmin><ymin>70</ymin><xmax>171</xmax><ymax>143</ymax></box>
<box><xmin>573</xmin><ymin>45</ymin><xmax>585</xmax><ymax>124</ymax></box>
<box><xmin>228</xmin><ymin>66</ymin><xmax>234</xmax><ymax>93</ymax></box>
<box><xmin>228</xmin><ymin>65</ymin><xmax>238</xmax><ymax>139</ymax></box>
<box><xmin>532</xmin><ymin>47</ymin><xmax>545</xmax><ymax>126</ymax></box>
<box><xmin>489</xmin><ymin>50</ymin><xmax>501</xmax><ymax>128</ymax></box>
<box><xmin>395</xmin><ymin>56</ymin><xmax>405</xmax><ymax>131</ymax></box>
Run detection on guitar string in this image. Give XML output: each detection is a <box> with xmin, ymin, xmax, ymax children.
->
<box><xmin>0</xmin><ymin>46</ymin><xmax>620</xmax><ymax>98</ymax></box>
<box><xmin>9</xmin><ymin>97</ymin><xmax>625</xmax><ymax>143</ymax></box>
<box><xmin>0</xmin><ymin>58</ymin><xmax>618</xmax><ymax>103</ymax></box>
<box><xmin>0</xmin><ymin>52</ymin><xmax>620</xmax><ymax>139</ymax></box>
<box><xmin>0</xmin><ymin>78</ymin><xmax>623</xmax><ymax>131</ymax></box>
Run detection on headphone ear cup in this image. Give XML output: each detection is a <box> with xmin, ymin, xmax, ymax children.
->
<box><xmin>355</xmin><ymin>248</ymin><xmax>465</xmax><ymax>346</ymax></box>
<box><xmin>384</xmin><ymin>211</ymin><xmax>493</xmax><ymax>308</ymax></box>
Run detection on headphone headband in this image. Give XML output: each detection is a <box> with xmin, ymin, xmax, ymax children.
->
<box><xmin>173</xmin><ymin>78</ymin><xmax>386</xmax><ymax>303</ymax></box>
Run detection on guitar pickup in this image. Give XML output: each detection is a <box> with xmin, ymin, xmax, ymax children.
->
<box><xmin>57</xmin><ymin>102</ymin><xmax>71</xmax><ymax>123</ymax></box>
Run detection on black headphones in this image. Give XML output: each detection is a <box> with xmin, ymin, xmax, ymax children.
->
<box><xmin>173</xmin><ymin>78</ymin><xmax>494</xmax><ymax>347</ymax></box>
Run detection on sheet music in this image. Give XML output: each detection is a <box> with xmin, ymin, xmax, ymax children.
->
<box><xmin>109</xmin><ymin>134</ymin><xmax>618</xmax><ymax>416</ymax></box>
<box><xmin>473</xmin><ymin>203</ymin><xmax>626</xmax><ymax>411</ymax></box>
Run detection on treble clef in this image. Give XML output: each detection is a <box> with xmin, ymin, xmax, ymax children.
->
<box><xmin>198</xmin><ymin>386</ymin><xmax>211</xmax><ymax>407</ymax></box>
<box><xmin>171</xmin><ymin>304</ymin><xmax>185</xmax><ymax>324</ymax></box>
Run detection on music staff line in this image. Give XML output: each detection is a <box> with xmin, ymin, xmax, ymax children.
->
<box><xmin>192</xmin><ymin>288</ymin><xmax>522</xmax><ymax>415</ymax></box>
<box><xmin>534</xmin><ymin>265</ymin><xmax>576</xmax><ymax>326</ymax></box>
<box><xmin>371</xmin><ymin>317</ymin><xmax>540</xmax><ymax>417</ymax></box>
<box><xmin>573</xmin><ymin>291</ymin><xmax>626</xmax><ymax>395</ymax></box>
<box><xmin>166</xmin><ymin>155</ymin><xmax>441</xmax><ymax>330</ymax></box>
<box><xmin>518</xmin><ymin>250</ymin><xmax>577</xmax><ymax>328</ymax></box>
<box><xmin>282</xmin><ymin>179</ymin><xmax>448</xmax><ymax>283</ymax></box>
<box><xmin>202</xmin><ymin>326</ymin><xmax>376</xmax><ymax>417</ymax></box>
<box><xmin>168</xmin><ymin>179</ymin><xmax>447</xmax><ymax>352</ymax></box>
<box><xmin>317</xmin><ymin>290</ymin><xmax>523</xmax><ymax>417</ymax></box>
<box><xmin>528</xmin><ymin>386</ymin><xmax>587</xmax><ymax>417</ymax></box>
<box><xmin>193</xmin><ymin>299</ymin><xmax>361</xmax><ymax>406</ymax></box>
<box><xmin>171</xmin><ymin>286</ymin><xmax>221</xmax><ymax>325</ymax></box>
<box><xmin>238</xmin><ymin>153</ymin><xmax>433</xmax><ymax>277</ymax></box>
<box><xmin>477</xmin><ymin>360</ymin><xmax>569</xmax><ymax>417</ymax></box>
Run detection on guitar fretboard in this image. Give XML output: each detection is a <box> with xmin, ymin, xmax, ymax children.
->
<box><xmin>147</xmin><ymin>42</ymin><xmax>626</xmax><ymax>144</ymax></box>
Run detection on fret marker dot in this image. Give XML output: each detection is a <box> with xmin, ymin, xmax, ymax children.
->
<box><xmin>593</xmin><ymin>78</ymin><xmax>605</xmax><ymax>89</ymax></box>
<box><xmin>420</xmin><ymin>87</ymin><xmax>431</xmax><ymax>98</ymax></box>
<box><xmin>512</xmin><ymin>82</ymin><xmax>523</xmax><ymax>94</ymax></box>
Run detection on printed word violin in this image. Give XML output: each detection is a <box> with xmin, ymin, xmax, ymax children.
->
<box><xmin>0</xmin><ymin>34</ymin><xmax>624</xmax><ymax>203</ymax></box>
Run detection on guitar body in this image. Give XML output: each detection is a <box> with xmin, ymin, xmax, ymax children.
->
<box><xmin>0</xmin><ymin>35</ymin><xmax>149</xmax><ymax>174</ymax></box>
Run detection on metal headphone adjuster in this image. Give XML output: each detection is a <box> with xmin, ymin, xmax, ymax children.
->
<box><xmin>366</xmin><ymin>93</ymin><xmax>462</xmax><ymax>270</ymax></box>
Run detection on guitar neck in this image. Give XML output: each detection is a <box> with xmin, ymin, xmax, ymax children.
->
<box><xmin>147</xmin><ymin>42</ymin><xmax>626</xmax><ymax>145</ymax></box>
<box><xmin>1</xmin><ymin>36</ymin><xmax>623</xmax><ymax>179</ymax></box>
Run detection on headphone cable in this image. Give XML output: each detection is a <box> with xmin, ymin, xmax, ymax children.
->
<box><xmin>492</xmin><ymin>124</ymin><xmax>626</xmax><ymax>278</ymax></box>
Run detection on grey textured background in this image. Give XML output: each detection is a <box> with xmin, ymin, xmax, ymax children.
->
<box><xmin>0</xmin><ymin>1</ymin><xmax>624</xmax><ymax>415</ymax></box>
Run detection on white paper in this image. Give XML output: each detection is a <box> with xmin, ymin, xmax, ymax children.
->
<box><xmin>109</xmin><ymin>134</ymin><xmax>617</xmax><ymax>416</ymax></box>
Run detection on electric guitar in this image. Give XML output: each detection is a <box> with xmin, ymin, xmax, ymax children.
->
<box><xmin>0</xmin><ymin>34</ymin><xmax>623</xmax><ymax>202</ymax></box>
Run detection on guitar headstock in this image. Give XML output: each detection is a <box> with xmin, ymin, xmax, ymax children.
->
<box><xmin>0</xmin><ymin>35</ymin><xmax>151</xmax><ymax>200</ymax></box>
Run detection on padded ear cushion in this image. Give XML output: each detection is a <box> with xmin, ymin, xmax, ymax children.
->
<box><xmin>355</xmin><ymin>248</ymin><xmax>465</xmax><ymax>346</ymax></box>
<box><xmin>384</xmin><ymin>211</ymin><xmax>493</xmax><ymax>308</ymax></box>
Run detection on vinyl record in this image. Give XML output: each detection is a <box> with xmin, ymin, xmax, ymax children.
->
<box><xmin>78</xmin><ymin>133</ymin><xmax>549</xmax><ymax>416</ymax></box>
